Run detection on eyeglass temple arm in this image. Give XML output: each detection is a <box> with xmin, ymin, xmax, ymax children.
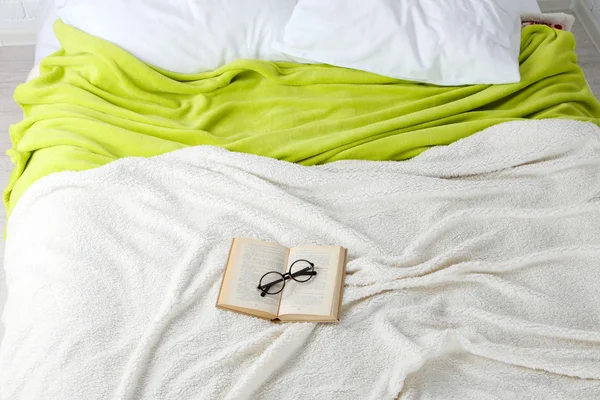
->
<box><xmin>258</xmin><ymin>275</ymin><xmax>290</xmax><ymax>293</ymax></box>
<box><xmin>290</xmin><ymin>265</ymin><xmax>317</xmax><ymax>278</ymax></box>
<box><xmin>292</xmin><ymin>270</ymin><xmax>317</xmax><ymax>277</ymax></box>
<box><xmin>259</xmin><ymin>278</ymin><xmax>286</xmax><ymax>297</ymax></box>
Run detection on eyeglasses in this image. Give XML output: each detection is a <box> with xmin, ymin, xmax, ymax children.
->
<box><xmin>257</xmin><ymin>259</ymin><xmax>317</xmax><ymax>297</ymax></box>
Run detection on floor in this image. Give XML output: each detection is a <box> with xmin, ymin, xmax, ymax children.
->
<box><xmin>0</xmin><ymin>21</ymin><xmax>600</xmax><ymax>341</ymax></box>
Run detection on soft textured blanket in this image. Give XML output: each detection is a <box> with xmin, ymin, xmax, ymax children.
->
<box><xmin>5</xmin><ymin>21</ymin><xmax>600</xmax><ymax>217</ymax></box>
<box><xmin>2</xmin><ymin>119</ymin><xmax>599</xmax><ymax>399</ymax></box>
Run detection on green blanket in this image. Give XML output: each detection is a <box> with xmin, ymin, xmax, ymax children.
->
<box><xmin>5</xmin><ymin>21</ymin><xmax>600</xmax><ymax>217</ymax></box>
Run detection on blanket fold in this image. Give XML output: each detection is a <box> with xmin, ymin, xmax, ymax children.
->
<box><xmin>2</xmin><ymin>119</ymin><xmax>600</xmax><ymax>399</ymax></box>
<box><xmin>5</xmin><ymin>21</ymin><xmax>600</xmax><ymax>216</ymax></box>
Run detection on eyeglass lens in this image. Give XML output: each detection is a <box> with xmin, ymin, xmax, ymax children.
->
<box><xmin>259</xmin><ymin>271</ymin><xmax>286</xmax><ymax>295</ymax></box>
<box><xmin>289</xmin><ymin>260</ymin><xmax>314</xmax><ymax>282</ymax></box>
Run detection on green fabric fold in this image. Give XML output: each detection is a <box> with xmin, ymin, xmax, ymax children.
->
<box><xmin>5</xmin><ymin>20</ymin><xmax>600</xmax><ymax>217</ymax></box>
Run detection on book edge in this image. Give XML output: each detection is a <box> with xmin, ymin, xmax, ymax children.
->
<box><xmin>215</xmin><ymin>238</ymin><xmax>237</xmax><ymax>308</ymax></box>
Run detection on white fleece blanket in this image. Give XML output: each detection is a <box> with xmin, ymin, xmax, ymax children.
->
<box><xmin>1</xmin><ymin>119</ymin><xmax>600</xmax><ymax>399</ymax></box>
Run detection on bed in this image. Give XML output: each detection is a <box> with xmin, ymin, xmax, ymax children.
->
<box><xmin>2</xmin><ymin>1</ymin><xmax>600</xmax><ymax>399</ymax></box>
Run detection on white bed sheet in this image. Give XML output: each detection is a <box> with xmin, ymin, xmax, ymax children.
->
<box><xmin>2</xmin><ymin>119</ymin><xmax>599</xmax><ymax>399</ymax></box>
<box><xmin>33</xmin><ymin>0</ymin><xmax>542</xmax><ymax>65</ymax></box>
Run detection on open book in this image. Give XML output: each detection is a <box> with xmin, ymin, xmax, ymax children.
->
<box><xmin>216</xmin><ymin>238</ymin><xmax>347</xmax><ymax>322</ymax></box>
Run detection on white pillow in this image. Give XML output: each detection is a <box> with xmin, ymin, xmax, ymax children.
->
<box><xmin>273</xmin><ymin>0</ymin><xmax>522</xmax><ymax>86</ymax></box>
<box><xmin>55</xmin><ymin>0</ymin><xmax>297</xmax><ymax>73</ymax></box>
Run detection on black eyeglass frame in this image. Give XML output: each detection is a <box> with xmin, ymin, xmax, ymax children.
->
<box><xmin>257</xmin><ymin>259</ymin><xmax>317</xmax><ymax>297</ymax></box>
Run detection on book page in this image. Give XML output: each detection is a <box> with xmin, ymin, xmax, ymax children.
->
<box><xmin>278</xmin><ymin>246</ymin><xmax>341</xmax><ymax>318</ymax></box>
<box><xmin>218</xmin><ymin>238</ymin><xmax>289</xmax><ymax>317</ymax></box>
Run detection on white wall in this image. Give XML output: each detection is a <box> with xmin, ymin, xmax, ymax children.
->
<box><xmin>0</xmin><ymin>0</ymin><xmax>41</xmax><ymax>45</ymax></box>
<box><xmin>558</xmin><ymin>0</ymin><xmax>600</xmax><ymax>23</ymax></box>
<box><xmin>0</xmin><ymin>0</ymin><xmax>40</xmax><ymax>24</ymax></box>
<box><xmin>578</xmin><ymin>0</ymin><xmax>600</xmax><ymax>53</ymax></box>
<box><xmin>589</xmin><ymin>0</ymin><xmax>600</xmax><ymax>23</ymax></box>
